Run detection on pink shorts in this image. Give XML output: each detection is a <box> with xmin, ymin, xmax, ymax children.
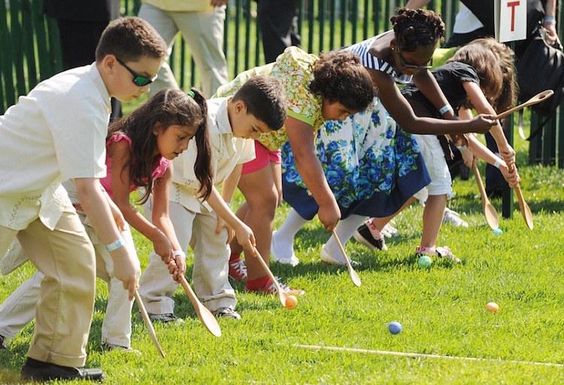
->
<box><xmin>242</xmin><ymin>140</ymin><xmax>282</xmax><ymax>175</ymax></box>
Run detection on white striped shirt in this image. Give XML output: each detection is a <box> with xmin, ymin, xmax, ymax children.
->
<box><xmin>346</xmin><ymin>34</ymin><xmax>413</xmax><ymax>84</ymax></box>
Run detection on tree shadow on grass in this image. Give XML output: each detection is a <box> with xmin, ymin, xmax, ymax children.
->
<box><xmin>528</xmin><ymin>198</ymin><xmax>564</xmax><ymax>213</ymax></box>
<box><xmin>450</xmin><ymin>192</ymin><xmax>564</xmax><ymax>215</ymax></box>
<box><xmin>0</xmin><ymin>337</ymin><xmax>28</xmax><ymax>373</ymax></box>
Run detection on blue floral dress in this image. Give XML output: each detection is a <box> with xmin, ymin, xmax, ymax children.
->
<box><xmin>282</xmin><ymin>35</ymin><xmax>431</xmax><ymax>219</ymax></box>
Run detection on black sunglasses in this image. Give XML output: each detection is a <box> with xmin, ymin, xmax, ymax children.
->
<box><xmin>396</xmin><ymin>50</ymin><xmax>432</xmax><ymax>71</ymax></box>
<box><xmin>116</xmin><ymin>58</ymin><xmax>157</xmax><ymax>87</ymax></box>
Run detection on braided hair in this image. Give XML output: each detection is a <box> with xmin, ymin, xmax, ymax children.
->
<box><xmin>391</xmin><ymin>8</ymin><xmax>445</xmax><ymax>52</ymax></box>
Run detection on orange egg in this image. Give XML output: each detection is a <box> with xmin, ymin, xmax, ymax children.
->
<box><xmin>284</xmin><ymin>295</ymin><xmax>298</xmax><ymax>310</ymax></box>
<box><xmin>486</xmin><ymin>302</ymin><xmax>499</xmax><ymax>313</ymax></box>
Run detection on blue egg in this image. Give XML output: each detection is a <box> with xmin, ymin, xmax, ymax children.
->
<box><xmin>492</xmin><ymin>228</ymin><xmax>503</xmax><ymax>235</ymax></box>
<box><xmin>388</xmin><ymin>321</ymin><xmax>402</xmax><ymax>335</ymax></box>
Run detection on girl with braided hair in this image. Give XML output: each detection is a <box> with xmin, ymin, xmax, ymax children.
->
<box><xmin>272</xmin><ymin>8</ymin><xmax>499</xmax><ymax>266</ymax></box>
<box><xmin>354</xmin><ymin>38</ymin><xmax>521</xmax><ymax>263</ymax></box>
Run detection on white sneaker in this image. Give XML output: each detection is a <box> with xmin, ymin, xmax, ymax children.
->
<box><xmin>442</xmin><ymin>208</ymin><xmax>469</xmax><ymax>228</ymax></box>
<box><xmin>271</xmin><ymin>231</ymin><xmax>300</xmax><ymax>266</ymax></box>
<box><xmin>320</xmin><ymin>245</ymin><xmax>360</xmax><ymax>267</ymax></box>
<box><xmin>381</xmin><ymin>223</ymin><xmax>399</xmax><ymax>238</ymax></box>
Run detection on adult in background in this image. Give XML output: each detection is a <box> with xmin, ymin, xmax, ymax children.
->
<box><xmin>44</xmin><ymin>0</ymin><xmax>122</xmax><ymax>121</ymax></box>
<box><xmin>138</xmin><ymin>0</ymin><xmax>229</xmax><ymax>97</ymax></box>
<box><xmin>257</xmin><ymin>0</ymin><xmax>301</xmax><ymax>63</ymax></box>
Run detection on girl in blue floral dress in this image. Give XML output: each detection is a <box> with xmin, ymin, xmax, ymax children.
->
<box><xmin>214</xmin><ymin>48</ymin><xmax>374</xmax><ymax>291</ymax></box>
<box><xmin>272</xmin><ymin>8</ymin><xmax>498</xmax><ymax>266</ymax></box>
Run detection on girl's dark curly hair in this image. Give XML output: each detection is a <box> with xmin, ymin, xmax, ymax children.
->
<box><xmin>391</xmin><ymin>8</ymin><xmax>445</xmax><ymax>52</ymax></box>
<box><xmin>108</xmin><ymin>88</ymin><xmax>212</xmax><ymax>203</ymax></box>
<box><xmin>309</xmin><ymin>50</ymin><xmax>374</xmax><ymax>113</ymax></box>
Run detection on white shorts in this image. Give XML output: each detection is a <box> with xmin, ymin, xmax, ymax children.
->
<box><xmin>413</xmin><ymin>134</ymin><xmax>452</xmax><ymax>202</ymax></box>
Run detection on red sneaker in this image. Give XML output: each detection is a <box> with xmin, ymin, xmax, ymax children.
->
<box><xmin>228</xmin><ymin>256</ymin><xmax>247</xmax><ymax>282</ymax></box>
<box><xmin>246</xmin><ymin>276</ymin><xmax>305</xmax><ymax>296</ymax></box>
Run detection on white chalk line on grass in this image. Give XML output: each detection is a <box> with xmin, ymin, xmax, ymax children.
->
<box><xmin>294</xmin><ymin>344</ymin><xmax>564</xmax><ymax>368</ymax></box>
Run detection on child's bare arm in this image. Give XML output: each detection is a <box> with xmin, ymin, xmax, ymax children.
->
<box><xmin>151</xmin><ymin>167</ymin><xmax>182</xmax><ymax>251</ymax></box>
<box><xmin>374</xmin><ymin>70</ymin><xmax>494</xmax><ymax>134</ymax></box>
<box><xmin>104</xmin><ymin>188</ymin><xmax>126</xmax><ymax>231</ymax></box>
<box><xmin>463</xmin><ymin>81</ymin><xmax>516</xmax><ymax>167</ymax></box>
<box><xmin>151</xmin><ymin>167</ymin><xmax>185</xmax><ymax>278</ymax></box>
<box><xmin>74</xmin><ymin>177</ymin><xmax>140</xmax><ymax>299</ymax></box>
<box><xmin>466</xmin><ymin>134</ymin><xmax>520</xmax><ymax>186</ymax></box>
<box><xmin>286</xmin><ymin>116</ymin><xmax>340</xmax><ymax>230</ymax></box>
<box><xmin>206</xmin><ymin>186</ymin><xmax>256</xmax><ymax>256</ymax></box>
<box><xmin>413</xmin><ymin>69</ymin><xmax>457</xmax><ymax>120</ymax></box>
<box><xmin>221</xmin><ymin>164</ymin><xmax>242</xmax><ymax>204</ymax></box>
<box><xmin>109</xmin><ymin>140</ymin><xmax>173</xmax><ymax>261</ymax></box>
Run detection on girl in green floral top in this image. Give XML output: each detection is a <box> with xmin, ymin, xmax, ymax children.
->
<box><xmin>214</xmin><ymin>47</ymin><xmax>374</xmax><ymax>293</ymax></box>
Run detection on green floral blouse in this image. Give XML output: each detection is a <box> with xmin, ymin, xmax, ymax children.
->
<box><xmin>214</xmin><ymin>46</ymin><xmax>323</xmax><ymax>151</ymax></box>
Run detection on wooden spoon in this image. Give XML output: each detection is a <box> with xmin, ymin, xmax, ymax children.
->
<box><xmin>494</xmin><ymin>90</ymin><xmax>554</xmax><ymax>120</ymax></box>
<box><xmin>179</xmin><ymin>276</ymin><xmax>222</xmax><ymax>337</ymax></box>
<box><xmin>472</xmin><ymin>160</ymin><xmax>500</xmax><ymax>230</ymax></box>
<box><xmin>134</xmin><ymin>291</ymin><xmax>166</xmax><ymax>357</ymax></box>
<box><xmin>332</xmin><ymin>230</ymin><xmax>361</xmax><ymax>287</ymax></box>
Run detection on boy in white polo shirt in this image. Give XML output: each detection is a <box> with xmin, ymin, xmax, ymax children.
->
<box><xmin>139</xmin><ymin>76</ymin><xmax>287</xmax><ymax>321</ymax></box>
<box><xmin>0</xmin><ymin>17</ymin><xmax>166</xmax><ymax>382</ymax></box>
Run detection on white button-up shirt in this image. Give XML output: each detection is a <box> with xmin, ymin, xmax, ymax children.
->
<box><xmin>171</xmin><ymin>97</ymin><xmax>255</xmax><ymax>213</ymax></box>
<box><xmin>0</xmin><ymin>63</ymin><xmax>110</xmax><ymax>231</ymax></box>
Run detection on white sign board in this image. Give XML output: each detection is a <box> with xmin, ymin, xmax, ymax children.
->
<box><xmin>498</xmin><ymin>0</ymin><xmax>527</xmax><ymax>42</ymax></box>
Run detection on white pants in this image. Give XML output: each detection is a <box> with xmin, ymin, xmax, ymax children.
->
<box><xmin>0</xmin><ymin>219</ymin><xmax>136</xmax><ymax>348</ymax></box>
<box><xmin>138</xmin><ymin>3</ymin><xmax>228</xmax><ymax>97</ymax></box>
<box><xmin>413</xmin><ymin>134</ymin><xmax>453</xmax><ymax>203</ymax></box>
<box><xmin>139</xmin><ymin>200</ymin><xmax>236</xmax><ymax>314</ymax></box>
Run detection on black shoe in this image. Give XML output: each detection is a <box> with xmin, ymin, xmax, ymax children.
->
<box><xmin>21</xmin><ymin>357</ymin><xmax>104</xmax><ymax>382</ymax></box>
<box><xmin>211</xmin><ymin>307</ymin><xmax>241</xmax><ymax>320</ymax></box>
<box><xmin>147</xmin><ymin>312</ymin><xmax>184</xmax><ymax>324</ymax></box>
<box><xmin>0</xmin><ymin>334</ymin><xmax>6</xmax><ymax>349</ymax></box>
<box><xmin>353</xmin><ymin>223</ymin><xmax>387</xmax><ymax>251</ymax></box>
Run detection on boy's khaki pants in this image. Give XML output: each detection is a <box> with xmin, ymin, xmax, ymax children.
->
<box><xmin>139</xmin><ymin>200</ymin><xmax>236</xmax><ymax>314</ymax></box>
<box><xmin>0</xmin><ymin>211</ymin><xmax>95</xmax><ymax>367</ymax></box>
<box><xmin>0</xmin><ymin>221</ymin><xmax>135</xmax><ymax>349</ymax></box>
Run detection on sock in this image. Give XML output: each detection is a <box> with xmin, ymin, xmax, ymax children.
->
<box><xmin>272</xmin><ymin>209</ymin><xmax>307</xmax><ymax>259</ymax></box>
<box><xmin>245</xmin><ymin>276</ymin><xmax>271</xmax><ymax>290</ymax></box>
<box><xmin>324</xmin><ymin>215</ymin><xmax>367</xmax><ymax>261</ymax></box>
<box><xmin>366</xmin><ymin>219</ymin><xmax>384</xmax><ymax>240</ymax></box>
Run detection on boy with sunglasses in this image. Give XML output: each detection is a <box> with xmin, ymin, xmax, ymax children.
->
<box><xmin>0</xmin><ymin>17</ymin><xmax>166</xmax><ymax>382</ymax></box>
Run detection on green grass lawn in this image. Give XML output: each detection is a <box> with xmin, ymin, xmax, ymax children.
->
<box><xmin>0</xmin><ymin>131</ymin><xmax>563</xmax><ymax>384</ymax></box>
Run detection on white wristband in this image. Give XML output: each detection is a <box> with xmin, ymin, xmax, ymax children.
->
<box><xmin>493</xmin><ymin>159</ymin><xmax>501</xmax><ymax>169</ymax></box>
<box><xmin>173</xmin><ymin>249</ymin><xmax>186</xmax><ymax>260</ymax></box>
<box><xmin>439</xmin><ymin>103</ymin><xmax>453</xmax><ymax>116</ymax></box>
<box><xmin>105</xmin><ymin>237</ymin><xmax>124</xmax><ymax>253</ymax></box>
